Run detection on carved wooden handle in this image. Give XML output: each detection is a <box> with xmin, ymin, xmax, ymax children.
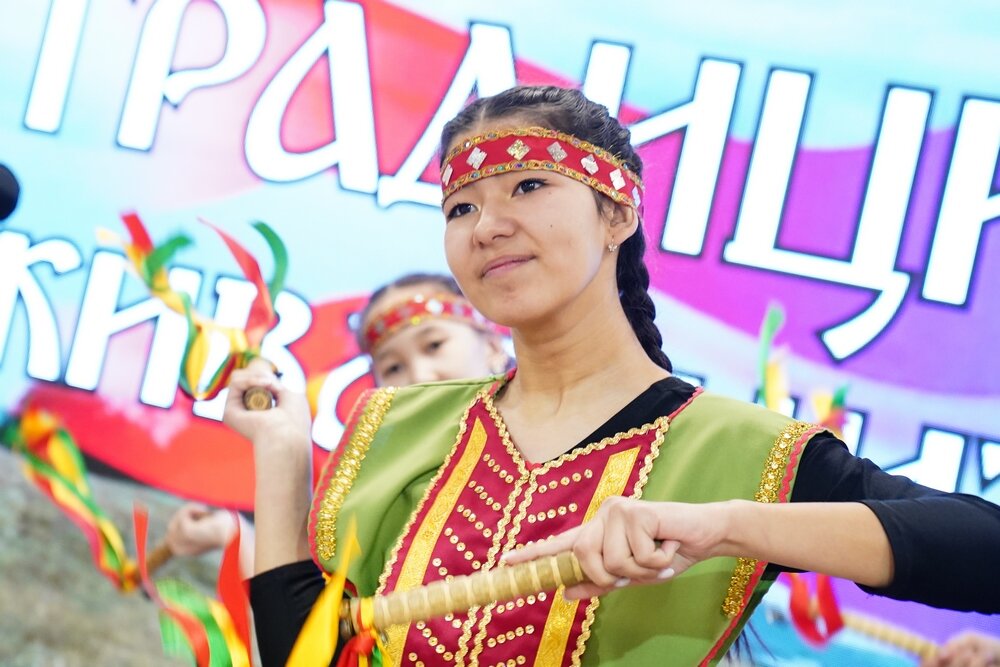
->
<box><xmin>840</xmin><ymin>611</ymin><xmax>938</xmax><ymax>659</ymax></box>
<box><xmin>144</xmin><ymin>541</ymin><xmax>174</xmax><ymax>574</ymax></box>
<box><xmin>340</xmin><ymin>551</ymin><xmax>586</xmax><ymax>634</ymax></box>
<box><xmin>242</xmin><ymin>386</ymin><xmax>274</xmax><ymax>410</ymax></box>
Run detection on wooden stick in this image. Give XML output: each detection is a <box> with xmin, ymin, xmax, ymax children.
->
<box><xmin>798</xmin><ymin>593</ymin><xmax>939</xmax><ymax>659</ymax></box>
<box><xmin>242</xmin><ymin>386</ymin><xmax>274</xmax><ymax>410</ymax></box>
<box><xmin>144</xmin><ymin>540</ymin><xmax>174</xmax><ymax>575</ymax></box>
<box><xmin>841</xmin><ymin>610</ymin><xmax>938</xmax><ymax>659</ymax></box>
<box><xmin>340</xmin><ymin>555</ymin><xmax>941</xmax><ymax>661</ymax></box>
<box><xmin>339</xmin><ymin>551</ymin><xmax>585</xmax><ymax>634</ymax></box>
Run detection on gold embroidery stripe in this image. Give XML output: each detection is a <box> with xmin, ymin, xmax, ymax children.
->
<box><xmin>533</xmin><ymin>446</ymin><xmax>641</xmax><ymax>667</ymax></box>
<box><xmin>314</xmin><ymin>387</ymin><xmax>396</xmax><ymax>563</ymax></box>
<box><xmin>483</xmin><ymin>390</ymin><xmax>667</xmax><ymax>478</ymax></box>
<box><xmin>722</xmin><ymin>420</ymin><xmax>816</xmax><ymax>617</ymax></box>
<box><xmin>385</xmin><ymin>417</ymin><xmax>490</xmax><ymax>663</ymax></box>
<box><xmin>571</xmin><ymin>417</ymin><xmax>669</xmax><ymax>667</ymax></box>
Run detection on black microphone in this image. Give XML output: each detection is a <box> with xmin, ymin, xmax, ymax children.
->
<box><xmin>0</xmin><ymin>164</ymin><xmax>21</xmax><ymax>221</ymax></box>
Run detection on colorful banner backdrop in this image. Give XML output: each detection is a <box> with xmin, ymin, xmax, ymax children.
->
<box><xmin>1</xmin><ymin>0</ymin><xmax>997</xmax><ymax>655</ymax></box>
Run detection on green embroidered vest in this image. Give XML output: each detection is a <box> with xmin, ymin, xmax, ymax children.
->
<box><xmin>309</xmin><ymin>377</ymin><xmax>820</xmax><ymax>666</ymax></box>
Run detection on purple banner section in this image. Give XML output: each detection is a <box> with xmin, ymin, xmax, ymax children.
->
<box><xmin>638</xmin><ymin>129</ymin><xmax>999</xmax><ymax>395</ymax></box>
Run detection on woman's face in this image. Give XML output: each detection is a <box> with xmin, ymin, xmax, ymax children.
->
<box><xmin>442</xmin><ymin>137</ymin><xmax>617</xmax><ymax>329</ymax></box>
<box><xmin>365</xmin><ymin>284</ymin><xmax>507</xmax><ymax>387</ymax></box>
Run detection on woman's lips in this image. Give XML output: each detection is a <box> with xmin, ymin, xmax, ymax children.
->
<box><xmin>482</xmin><ymin>256</ymin><xmax>532</xmax><ymax>278</ymax></box>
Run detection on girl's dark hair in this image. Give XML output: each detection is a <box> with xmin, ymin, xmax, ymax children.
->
<box><xmin>356</xmin><ymin>272</ymin><xmax>463</xmax><ymax>349</ymax></box>
<box><xmin>440</xmin><ymin>85</ymin><xmax>672</xmax><ymax>372</ymax></box>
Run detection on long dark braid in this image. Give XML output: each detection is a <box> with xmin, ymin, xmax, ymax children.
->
<box><xmin>441</xmin><ymin>86</ymin><xmax>672</xmax><ymax>371</ymax></box>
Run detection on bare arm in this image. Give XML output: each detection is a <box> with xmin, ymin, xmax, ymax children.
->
<box><xmin>723</xmin><ymin>500</ymin><xmax>892</xmax><ymax>586</ymax></box>
<box><xmin>223</xmin><ymin>361</ymin><xmax>313</xmax><ymax>574</ymax></box>
<box><xmin>504</xmin><ymin>497</ymin><xmax>893</xmax><ymax>600</ymax></box>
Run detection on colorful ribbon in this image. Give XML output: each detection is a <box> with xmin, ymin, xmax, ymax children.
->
<box><xmin>0</xmin><ymin>406</ymin><xmax>138</xmax><ymax>590</ymax></box>
<box><xmin>785</xmin><ymin>571</ymin><xmax>846</xmax><ymax>647</ymax></box>
<box><xmin>810</xmin><ymin>384</ymin><xmax>849</xmax><ymax>440</ymax></box>
<box><xmin>104</xmin><ymin>212</ymin><xmax>287</xmax><ymax>400</ymax></box>
<box><xmin>135</xmin><ymin>506</ymin><xmax>251</xmax><ymax>667</ymax></box>
<box><xmin>757</xmin><ymin>303</ymin><xmax>789</xmax><ymax>412</ymax></box>
<box><xmin>288</xmin><ymin>518</ymin><xmax>385</xmax><ymax>667</ymax></box>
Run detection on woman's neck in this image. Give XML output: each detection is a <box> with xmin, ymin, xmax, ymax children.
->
<box><xmin>504</xmin><ymin>297</ymin><xmax>669</xmax><ymax>415</ymax></box>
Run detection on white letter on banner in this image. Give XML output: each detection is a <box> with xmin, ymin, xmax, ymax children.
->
<box><xmin>245</xmin><ymin>0</ymin><xmax>377</xmax><ymax>191</ymax></box>
<box><xmin>24</xmin><ymin>0</ymin><xmax>89</xmax><ymax>133</ymax></box>
<box><xmin>376</xmin><ymin>23</ymin><xmax>516</xmax><ymax>207</ymax></box>
<box><xmin>581</xmin><ymin>42</ymin><xmax>632</xmax><ymax>118</ymax></box>
<box><xmin>117</xmin><ymin>0</ymin><xmax>265</xmax><ymax>150</ymax></box>
<box><xmin>630</xmin><ymin>59</ymin><xmax>741</xmax><ymax>256</ymax></box>
<box><xmin>65</xmin><ymin>252</ymin><xmax>201</xmax><ymax>407</ymax></box>
<box><xmin>725</xmin><ymin>80</ymin><xmax>930</xmax><ymax>360</ymax></box>
<box><xmin>312</xmin><ymin>355</ymin><xmax>371</xmax><ymax>451</ymax></box>
<box><xmin>982</xmin><ymin>440</ymin><xmax>1000</xmax><ymax>488</ymax></box>
<box><xmin>922</xmin><ymin>98</ymin><xmax>1000</xmax><ymax>305</ymax></box>
<box><xmin>885</xmin><ymin>428</ymin><xmax>965</xmax><ymax>493</ymax></box>
<box><xmin>0</xmin><ymin>232</ymin><xmax>81</xmax><ymax>381</ymax></box>
<box><xmin>194</xmin><ymin>280</ymin><xmax>310</xmax><ymax>421</ymax></box>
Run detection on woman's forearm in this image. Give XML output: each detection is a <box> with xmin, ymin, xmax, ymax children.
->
<box><xmin>718</xmin><ymin>499</ymin><xmax>894</xmax><ymax>587</ymax></box>
<box><xmin>252</xmin><ymin>436</ymin><xmax>313</xmax><ymax>574</ymax></box>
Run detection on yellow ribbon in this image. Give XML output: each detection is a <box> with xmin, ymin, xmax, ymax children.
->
<box><xmin>287</xmin><ymin>518</ymin><xmax>362</xmax><ymax>667</ymax></box>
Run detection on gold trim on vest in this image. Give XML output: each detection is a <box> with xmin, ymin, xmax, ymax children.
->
<box><xmin>314</xmin><ymin>387</ymin><xmax>396</xmax><ymax>563</ymax></box>
<box><xmin>721</xmin><ymin>420</ymin><xmax>816</xmax><ymax>617</ymax></box>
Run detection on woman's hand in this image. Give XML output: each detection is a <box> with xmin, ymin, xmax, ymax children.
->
<box><xmin>223</xmin><ymin>359</ymin><xmax>311</xmax><ymax>453</ymax></box>
<box><xmin>165</xmin><ymin>504</ymin><xmax>235</xmax><ymax>556</ymax></box>
<box><xmin>922</xmin><ymin>632</ymin><xmax>1000</xmax><ymax>667</ymax></box>
<box><xmin>502</xmin><ymin>497</ymin><xmax>731</xmax><ymax>599</ymax></box>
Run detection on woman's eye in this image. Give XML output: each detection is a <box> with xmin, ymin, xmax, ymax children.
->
<box><xmin>446</xmin><ymin>202</ymin><xmax>476</xmax><ymax>220</ymax></box>
<box><xmin>383</xmin><ymin>363</ymin><xmax>403</xmax><ymax>376</ymax></box>
<box><xmin>426</xmin><ymin>339</ymin><xmax>445</xmax><ymax>353</ymax></box>
<box><xmin>515</xmin><ymin>178</ymin><xmax>545</xmax><ymax>195</ymax></box>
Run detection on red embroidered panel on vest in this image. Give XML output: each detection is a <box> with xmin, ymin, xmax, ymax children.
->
<box><xmin>379</xmin><ymin>396</ymin><xmax>668</xmax><ymax>666</ymax></box>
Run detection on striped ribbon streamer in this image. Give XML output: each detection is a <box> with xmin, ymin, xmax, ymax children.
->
<box><xmin>102</xmin><ymin>212</ymin><xmax>287</xmax><ymax>401</ymax></box>
<box><xmin>135</xmin><ymin>506</ymin><xmax>251</xmax><ymax>667</ymax></box>
<box><xmin>0</xmin><ymin>407</ymin><xmax>138</xmax><ymax>590</ymax></box>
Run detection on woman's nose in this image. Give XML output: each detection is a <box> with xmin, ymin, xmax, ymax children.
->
<box><xmin>472</xmin><ymin>202</ymin><xmax>515</xmax><ymax>245</ymax></box>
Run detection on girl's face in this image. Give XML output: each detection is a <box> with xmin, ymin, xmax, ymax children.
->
<box><xmin>365</xmin><ymin>284</ymin><xmax>507</xmax><ymax>387</ymax></box>
<box><xmin>442</xmin><ymin>156</ymin><xmax>618</xmax><ymax>330</ymax></box>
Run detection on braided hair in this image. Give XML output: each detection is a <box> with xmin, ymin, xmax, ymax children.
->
<box><xmin>440</xmin><ymin>86</ymin><xmax>672</xmax><ymax>372</ymax></box>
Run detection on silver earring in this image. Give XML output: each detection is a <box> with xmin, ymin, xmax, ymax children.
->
<box><xmin>608</xmin><ymin>241</ymin><xmax>619</xmax><ymax>253</ymax></box>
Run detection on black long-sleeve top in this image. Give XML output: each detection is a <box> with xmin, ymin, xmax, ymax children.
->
<box><xmin>250</xmin><ymin>377</ymin><xmax>1000</xmax><ymax>666</ymax></box>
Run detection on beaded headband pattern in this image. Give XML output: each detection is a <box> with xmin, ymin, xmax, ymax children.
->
<box><xmin>361</xmin><ymin>292</ymin><xmax>494</xmax><ymax>353</ymax></box>
<box><xmin>440</xmin><ymin>127</ymin><xmax>643</xmax><ymax>210</ymax></box>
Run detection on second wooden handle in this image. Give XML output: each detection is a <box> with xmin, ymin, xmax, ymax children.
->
<box><xmin>243</xmin><ymin>386</ymin><xmax>274</xmax><ymax>410</ymax></box>
<box><xmin>342</xmin><ymin>551</ymin><xmax>586</xmax><ymax>633</ymax></box>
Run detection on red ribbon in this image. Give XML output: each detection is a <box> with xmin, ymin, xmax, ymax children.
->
<box><xmin>216</xmin><ymin>513</ymin><xmax>251</xmax><ymax>653</ymax></box>
<box><xmin>134</xmin><ymin>505</ymin><xmax>213</xmax><ymax>667</ymax></box>
<box><xmin>786</xmin><ymin>572</ymin><xmax>845</xmax><ymax>646</ymax></box>
<box><xmin>336</xmin><ymin>634</ymin><xmax>377</xmax><ymax>667</ymax></box>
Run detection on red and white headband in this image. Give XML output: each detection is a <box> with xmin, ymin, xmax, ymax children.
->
<box><xmin>440</xmin><ymin>127</ymin><xmax>643</xmax><ymax>210</ymax></box>
<box><xmin>361</xmin><ymin>292</ymin><xmax>495</xmax><ymax>353</ymax></box>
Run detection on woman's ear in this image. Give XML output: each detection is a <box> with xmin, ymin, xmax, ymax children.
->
<box><xmin>604</xmin><ymin>200</ymin><xmax>639</xmax><ymax>244</ymax></box>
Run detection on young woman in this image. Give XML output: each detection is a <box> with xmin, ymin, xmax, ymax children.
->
<box><xmin>165</xmin><ymin>273</ymin><xmax>507</xmax><ymax>574</ymax></box>
<box><xmin>224</xmin><ymin>86</ymin><xmax>1000</xmax><ymax>667</ymax></box>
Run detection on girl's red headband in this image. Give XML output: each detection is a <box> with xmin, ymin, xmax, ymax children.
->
<box><xmin>361</xmin><ymin>292</ymin><xmax>495</xmax><ymax>353</ymax></box>
<box><xmin>440</xmin><ymin>127</ymin><xmax>643</xmax><ymax>210</ymax></box>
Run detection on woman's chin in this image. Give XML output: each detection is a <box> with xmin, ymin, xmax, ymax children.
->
<box><xmin>482</xmin><ymin>306</ymin><xmax>543</xmax><ymax>333</ymax></box>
